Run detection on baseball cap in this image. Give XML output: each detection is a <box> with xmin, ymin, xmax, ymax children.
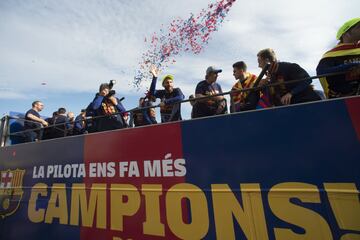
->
<box><xmin>162</xmin><ymin>74</ymin><xmax>174</xmax><ymax>85</ymax></box>
<box><xmin>206</xmin><ymin>66</ymin><xmax>222</xmax><ymax>75</ymax></box>
<box><xmin>336</xmin><ymin>17</ymin><xmax>360</xmax><ymax>40</ymax></box>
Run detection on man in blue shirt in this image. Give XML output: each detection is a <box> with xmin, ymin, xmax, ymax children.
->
<box><xmin>149</xmin><ymin>66</ymin><xmax>185</xmax><ymax>123</ymax></box>
<box><xmin>89</xmin><ymin>83</ymin><xmax>127</xmax><ymax>132</ymax></box>
<box><xmin>73</xmin><ymin>109</ymin><xmax>87</xmax><ymax>135</ymax></box>
<box><xmin>192</xmin><ymin>66</ymin><xmax>227</xmax><ymax>118</ymax></box>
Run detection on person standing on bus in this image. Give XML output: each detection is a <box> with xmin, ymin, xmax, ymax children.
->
<box><xmin>130</xmin><ymin>97</ymin><xmax>157</xmax><ymax>127</ymax></box>
<box><xmin>73</xmin><ymin>109</ymin><xmax>87</xmax><ymax>135</ymax></box>
<box><xmin>230</xmin><ymin>61</ymin><xmax>260</xmax><ymax>112</ymax></box>
<box><xmin>192</xmin><ymin>66</ymin><xmax>228</xmax><ymax>118</ymax></box>
<box><xmin>316</xmin><ymin>18</ymin><xmax>360</xmax><ymax>98</ymax></box>
<box><xmin>52</xmin><ymin>107</ymin><xmax>71</xmax><ymax>138</ymax></box>
<box><xmin>24</xmin><ymin>101</ymin><xmax>48</xmax><ymax>142</ymax></box>
<box><xmin>257</xmin><ymin>48</ymin><xmax>321</xmax><ymax>106</ymax></box>
<box><xmin>149</xmin><ymin>66</ymin><xmax>185</xmax><ymax>123</ymax></box>
<box><xmin>89</xmin><ymin>83</ymin><xmax>127</xmax><ymax>132</ymax></box>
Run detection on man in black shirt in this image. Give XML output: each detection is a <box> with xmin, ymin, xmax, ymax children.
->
<box><xmin>24</xmin><ymin>101</ymin><xmax>48</xmax><ymax>142</ymax></box>
<box><xmin>193</xmin><ymin>66</ymin><xmax>227</xmax><ymax>118</ymax></box>
<box><xmin>42</xmin><ymin>111</ymin><xmax>58</xmax><ymax>140</ymax></box>
<box><xmin>257</xmin><ymin>48</ymin><xmax>321</xmax><ymax>106</ymax></box>
<box><xmin>52</xmin><ymin>107</ymin><xmax>71</xmax><ymax>138</ymax></box>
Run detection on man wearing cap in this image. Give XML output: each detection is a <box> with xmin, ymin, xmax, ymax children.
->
<box><xmin>149</xmin><ymin>66</ymin><xmax>185</xmax><ymax>123</ymax></box>
<box><xmin>257</xmin><ymin>48</ymin><xmax>321</xmax><ymax>106</ymax></box>
<box><xmin>192</xmin><ymin>66</ymin><xmax>227</xmax><ymax>118</ymax></box>
<box><xmin>316</xmin><ymin>17</ymin><xmax>360</xmax><ymax>98</ymax></box>
<box><xmin>88</xmin><ymin>83</ymin><xmax>127</xmax><ymax>132</ymax></box>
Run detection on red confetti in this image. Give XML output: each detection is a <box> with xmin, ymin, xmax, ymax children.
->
<box><xmin>134</xmin><ymin>0</ymin><xmax>236</xmax><ymax>88</ymax></box>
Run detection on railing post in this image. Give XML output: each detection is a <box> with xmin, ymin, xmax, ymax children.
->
<box><xmin>64</xmin><ymin>122</ymin><xmax>67</xmax><ymax>137</ymax></box>
<box><xmin>129</xmin><ymin>112</ymin><xmax>134</xmax><ymax>127</ymax></box>
<box><xmin>0</xmin><ymin>115</ymin><xmax>9</xmax><ymax>147</ymax></box>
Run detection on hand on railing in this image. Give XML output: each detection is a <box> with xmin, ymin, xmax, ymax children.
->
<box><xmin>1</xmin><ymin>70</ymin><xmax>357</xmax><ymax>146</ymax></box>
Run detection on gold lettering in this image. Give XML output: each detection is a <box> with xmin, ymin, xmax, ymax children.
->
<box><xmin>268</xmin><ymin>182</ymin><xmax>332</xmax><ymax>240</ymax></box>
<box><xmin>166</xmin><ymin>183</ymin><xmax>209</xmax><ymax>240</ymax></box>
<box><xmin>110</xmin><ymin>184</ymin><xmax>140</xmax><ymax>231</ymax></box>
<box><xmin>324</xmin><ymin>183</ymin><xmax>360</xmax><ymax>231</ymax></box>
<box><xmin>141</xmin><ymin>184</ymin><xmax>165</xmax><ymax>236</ymax></box>
<box><xmin>44</xmin><ymin>184</ymin><xmax>68</xmax><ymax>224</ymax></box>
<box><xmin>28</xmin><ymin>183</ymin><xmax>48</xmax><ymax>223</ymax></box>
<box><xmin>212</xmin><ymin>183</ymin><xmax>268</xmax><ymax>240</ymax></box>
<box><xmin>70</xmin><ymin>183</ymin><xmax>106</xmax><ymax>229</ymax></box>
<box><xmin>340</xmin><ymin>233</ymin><xmax>360</xmax><ymax>240</ymax></box>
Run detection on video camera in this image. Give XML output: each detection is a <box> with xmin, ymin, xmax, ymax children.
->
<box><xmin>105</xmin><ymin>80</ymin><xmax>125</xmax><ymax>102</ymax></box>
<box><xmin>107</xmin><ymin>80</ymin><xmax>116</xmax><ymax>97</ymax></box>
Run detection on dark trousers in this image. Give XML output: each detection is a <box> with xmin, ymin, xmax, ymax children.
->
<box><xmin>96</xmin><ymin>116</ymin><xmax>125</xmax><ymax>132</ymax></box>
<box><xmin>292</xmin><ymin>87</ymin><xmax>321</xmax><ymax>104</ymax></box>
<box><xmin>24</xmin><ymin>129</ymin><xmax>43</xmax><ymax>142</ymax></box>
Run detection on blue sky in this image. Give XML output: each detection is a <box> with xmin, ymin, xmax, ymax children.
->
<box><xmin>0</xmin><ymin>0</ymin><xmax>358</xmax><ymax>119</ymax></box>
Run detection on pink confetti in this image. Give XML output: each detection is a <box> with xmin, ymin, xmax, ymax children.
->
<box><xmin>134</xmin><ymin>0</ymin><xmax>236</xmax><ymax>88</ymax></box>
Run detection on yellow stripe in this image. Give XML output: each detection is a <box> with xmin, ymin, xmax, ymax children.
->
<box><xmin>15</xmin><ymin>172</ymin><xmax>20</xmax><ymax>187</ymax></box>
<box><xmin>319</xmin><ymin>77</ymin><xmax>329</xmax><ymax>98</ymax></box>
<box><xmin>14</xmin><ymin>172</ymin><xmax>20</xmax><ymax>187</ymax></box>
<box><xmin>15</xmin><ymin>171</ymin><xmax>24</xmax><ymax>188</ymax></box>
<box><xmin>322</xmin><ymin>48</ymin><xmax>360</xmax><ymax>59</ymax></box>
<box><xmin>12</xmin><ymin>172</ymin><xmax>17</xmax><ymax>188</ymax></box>
<box><xmin>18</xmin><ymin>171</ymin><xmax>23</xmax><ymax>185</ymax></box>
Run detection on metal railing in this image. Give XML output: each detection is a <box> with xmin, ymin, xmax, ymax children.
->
<box><xmin>0</xmin><ymin>70</ymin><xmax>357</xmax><ymax>147</ymax></box>
<box><xmin>0</xmin><ymin>116</ymin><xmax>9</xmax><ymax>147</ymax></box>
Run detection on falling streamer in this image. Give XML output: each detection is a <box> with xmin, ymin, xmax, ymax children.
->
<box><xmin>133</xmin><ymin>0</ymin><xmax>236</xmax><ymax>88</ymax></box>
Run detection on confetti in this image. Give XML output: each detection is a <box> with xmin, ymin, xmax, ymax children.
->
<box><xmin>134</xmin><ymin>0</ymin><xmax>236</xmax><ymax>88</ymax></box>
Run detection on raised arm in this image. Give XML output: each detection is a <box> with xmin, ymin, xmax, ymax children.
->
<box><xmin>90</xmin><ymin>87</ymin><xmax>108</xmax><ymax>110</ymax></box>
<box><xmin>89</xmin><ymin>95</ymin><xmax>104</xmax><ymax>110</ymax></box>
<box><xmin>149</xmin><ymin>65</ymin><xmax>160</xmax><ymax>96</ymax></box>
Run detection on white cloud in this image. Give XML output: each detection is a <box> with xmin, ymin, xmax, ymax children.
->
<box><xmin>0</xmin><ymin>90</ymin><xmax>27</xmax><ymax>100</ymax></box>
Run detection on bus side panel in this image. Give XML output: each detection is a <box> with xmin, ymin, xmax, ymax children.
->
<box><xmin>181</xmin><ymin>99</ymin><xmax>360</xmax><ymax>239</ymax></box>
<box><xmin>0</xmin><ymin>98</ymin><xmax>359</xmax><ymax>239</ymax></box>
<box><xmin>0</xmin><ymin>136</ymin><xmax>84</xmax><ymax>239</ymax></box>
<box><xmin>81</xmin><ymin>124</ymin><xmax>185</xmax><ymax>240</ymax></box>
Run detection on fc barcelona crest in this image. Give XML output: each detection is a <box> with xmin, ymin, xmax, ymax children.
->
<box><xmin>0</xmin><ymin>169</ymin><xmax>25</xmax><ymax>219</ymax></box>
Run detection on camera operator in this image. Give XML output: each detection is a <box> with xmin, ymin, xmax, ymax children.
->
<box><xmin>88</xmin><ymin>81</ymin><xmax>127</xmax><ymax>132</ymax></box>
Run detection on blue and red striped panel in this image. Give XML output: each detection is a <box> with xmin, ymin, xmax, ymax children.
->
<box><xmin>0</xmin><ymin>97</ymin><xmax>359</xmax><ymax>239</ymax></box>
